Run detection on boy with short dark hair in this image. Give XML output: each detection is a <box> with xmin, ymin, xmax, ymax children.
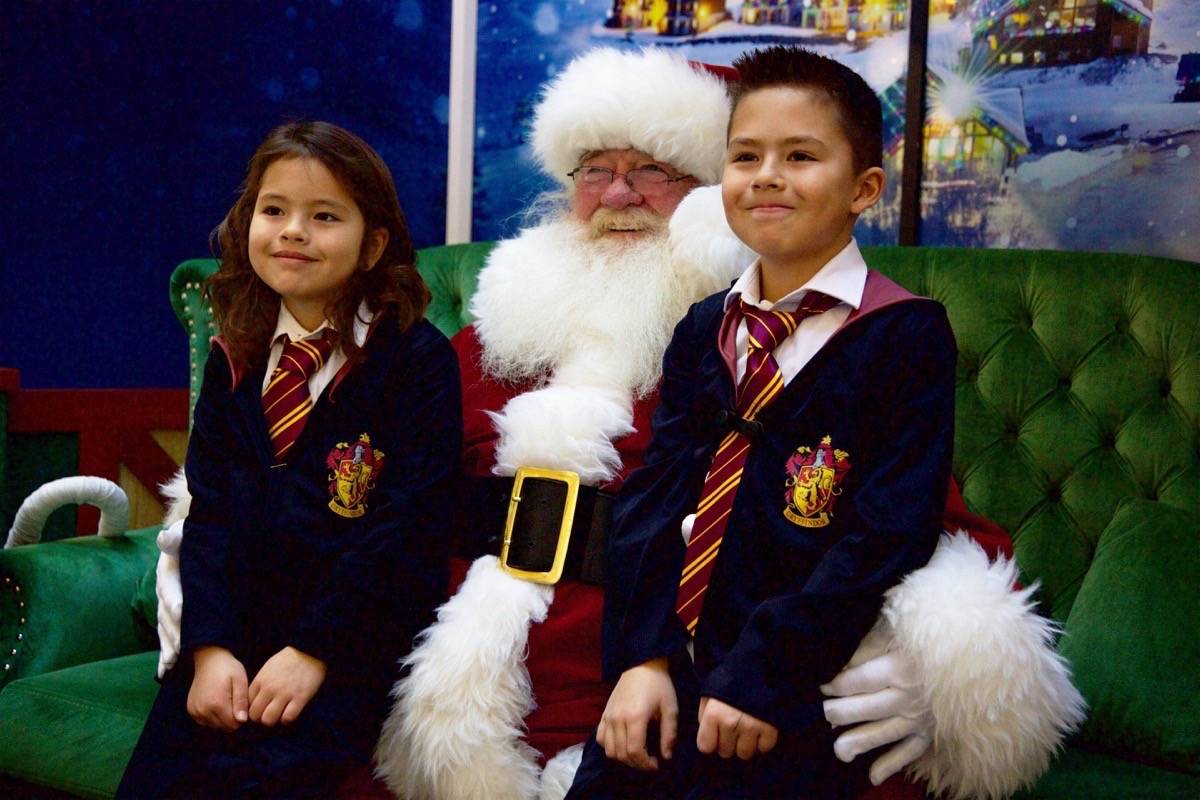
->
<box><xmin>567</xmin><ymin>45</ymin><xmax>955</xmax><ymax>799</ymax></box>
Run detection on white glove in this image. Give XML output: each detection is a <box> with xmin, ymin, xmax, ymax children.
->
<box><xmin>821</xmin><ymin>624</ymin><xmax>932</xmax><ymax>786</ymax></box>
<box><xmin>154</xmin><ymin>519</ymin><xmax>184</xmax><ymax>677</ymax></box>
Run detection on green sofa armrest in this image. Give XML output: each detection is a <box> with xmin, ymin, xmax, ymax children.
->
<box><xmin>0</xmin><ymin>528</ymin><xmax>160</xmax><ymax>690</ymax></box>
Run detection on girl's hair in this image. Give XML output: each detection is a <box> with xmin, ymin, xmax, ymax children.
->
<box><xmin>207</xmin><ymin>121</ymin><xmax>431</xmax><ymax>372</ymax></box>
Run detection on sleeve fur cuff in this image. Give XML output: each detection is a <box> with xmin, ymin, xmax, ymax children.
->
<box><xmin>883</xmin><ymin>532</ymin><xmax>1087</xmax><ymax>799</ymax></box>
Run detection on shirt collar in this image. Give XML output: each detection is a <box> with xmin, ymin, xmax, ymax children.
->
<box><xmin>272</xmin><ymin>300</ymin><xmax>373</xmax><ymax>347</ymax></box>
<box><xmin>723</xmin><ymin>238</ymin><xmax>868</xmax><ymax>313</ymax></box>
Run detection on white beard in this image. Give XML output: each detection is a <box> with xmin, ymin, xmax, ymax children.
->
<box><xmin>474</xmin><ymin>213</ymin><xmax>696</xmax><ymax>398</ymax></box>
<box><xmin>470</xmin><ymin>189</ymin><xmax>751</xmax><ymax>485</ymax></box>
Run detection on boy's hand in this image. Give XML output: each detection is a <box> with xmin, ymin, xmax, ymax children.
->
<box><xmin>247</xmin><ymin>646</ymin><xmax>327</xmax><ymax>726</ymax></box>
<box><xmin>697</xmin><ymin>697</ymin><xmax>778</xmax><ymax>760</ymax></box>
<box><xmin>187</xmin><ymin>646</ymin><xmax>249</xmax><ymax>731</ymax></box>
<box><xmin>596</xmin><ymin>657</ymin><xmax>678</xmax><ymax>771</ymax></box>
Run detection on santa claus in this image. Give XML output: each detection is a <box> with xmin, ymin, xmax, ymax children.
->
<box><xmin>373</xmin><ymin>48</ymin><xmax>1084</xmax><ymax>800</ymax></box>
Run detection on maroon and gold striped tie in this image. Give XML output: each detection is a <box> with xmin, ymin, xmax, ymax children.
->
<box><xmin>262</xmin><ymin>333</ymin><xmax>335</xmax><ymax>463</ymax></box>
<box><xmin>675</xmin><ymin>292</ymin><xmax>840</xmax><ymax>635</ymax></box>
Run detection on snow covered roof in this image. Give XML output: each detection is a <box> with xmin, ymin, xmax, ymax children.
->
<box><xmin>928</xmin><ymin>61</ymin><xmax>1031</xmax><ymax>149</ymax></box>
<box><xmin>976</xmin><ymin>86</ymin><xmax>1031</xmax><ymax>148</ymax></box>
<box><xmin>1111</xmin><ymin>0</ymin><xmax>1153</xmax><ymax>21</ymax></box>
<box><xmin>971</xmin><ymin>0</ymin><xmax>1152</xmax><ymax>32</ymax></box>
<box><xmin>878</xmin><ymin>64</ymin><xmax>1031</xmax><ymax>152</ymax></box>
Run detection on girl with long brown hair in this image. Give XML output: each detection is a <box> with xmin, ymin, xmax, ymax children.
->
<box><xmin>119</xmin><ymin>121</ymin><xmax>460</xmax><ymax>798</ymax></box>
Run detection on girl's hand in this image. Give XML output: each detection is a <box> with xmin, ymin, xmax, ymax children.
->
<box><xmin>247</xmin><ymin>646</ymin><xmax>327</xmax><ymax>726</ymax></box>
<box><xmin>596</xmin><ymin>657</ymin><xmax>678</xmax><ymax>771</ymax></box>
<box><xmin>697</xmin><ymin>697</ymin><xmax>779</xmax><ymax>760</ymax></box>
<box><xmin>188</xmin><ymin>646</ymin><xmax>249</xmax><ymax>731</ymax></box>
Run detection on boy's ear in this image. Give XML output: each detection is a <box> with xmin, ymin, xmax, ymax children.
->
<box><xmin>363</xmin><ymin>228</ymin><xmax>390</xmax><ymax>271</ymax></box>
<box><xmin>849</xmin><ymin>167</ymin><xmax>886</xmax><ymax>215</ymax></box>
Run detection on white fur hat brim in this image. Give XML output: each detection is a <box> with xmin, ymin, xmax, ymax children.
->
<box><xmin>532</xmin><ymin>48</ymin><xmax>731</xmax><ymax>188</ymax></box>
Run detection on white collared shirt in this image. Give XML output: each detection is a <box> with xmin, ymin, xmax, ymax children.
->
<box><xmin>261</xmin><ymin>301</ymin><xmax>373</xmax><ymax>398</ymax></box>
<box><xmin>724</xmin><ymin>238</ymin><xmax>868</xmax><ymax>387</ymax></box>
<box><xmin>681</xmin><ymin>240</ymin><xmax>870</xmax><ymax>553</ymax></box>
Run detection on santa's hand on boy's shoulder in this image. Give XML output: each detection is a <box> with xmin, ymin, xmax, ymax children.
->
<box><xmin>820</xmin><ymin>627</ymin><xmax>932</xmax><ymax>785</ymax></box>
<box><xmin>597</xmin><ymin>657</ymin><xmax>678</xmax><ymax>771</ymax></box>
<box><xmin>247</xmin><ymin>646</ymin><xmax>327</xmax><ymax>727</ymax></box>
<box><xmin>187</xmin><ymin>646</ymin><xmax>249</xmax><ymax>731</ymax></box>
<box><xmin>696</xmin><ymin>697</ymin><xmax>779</xmax><ymax>761</ymax></box>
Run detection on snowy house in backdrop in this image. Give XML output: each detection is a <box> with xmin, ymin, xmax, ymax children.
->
<box><xmin>738</xmin><ymin>0</ymin><xmax>813</xmax><ymax>26</ymax></box>
<box><xmin>739</xmin><ymin>0</ymin><xmax>907</xmax><ymax>35</ymax></box>
<box><xmin>738</xmin><ymin>0</ymin><xmax>792</xmax><ymax>25</ymax></box>
<box><xmin>606</xmin><ymin>0</ymin><xmax>728</xmax><ymax>35</ymax></box>
<box><xmin>970</xmin><ymin>0</ymin><xmax>1153</xmax><ymax>68</ymax></box>
<box><xmin>875</xmin><ymin>62</ymin><xmax>1030</xmax><ymax>236</ymax></box>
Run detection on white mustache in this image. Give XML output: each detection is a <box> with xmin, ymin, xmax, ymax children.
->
<box><xmin>588</xmin><ymin>207</ymin><xmax>667</xmax><ymax>238</ymax></box>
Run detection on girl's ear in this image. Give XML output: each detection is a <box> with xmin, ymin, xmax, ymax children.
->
<box><xmin>363</xmin><ymin>228</ymin><xmax>390</xmax><ymax>271</ymax></box>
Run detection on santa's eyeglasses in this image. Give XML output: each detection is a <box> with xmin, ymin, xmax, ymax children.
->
<box><xmin>567</xmin><ymin>165</ymin><xmax>693</xmax><ymax>196</ymax></box>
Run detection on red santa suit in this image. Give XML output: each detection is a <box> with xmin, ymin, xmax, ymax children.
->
<box><xmin>451</xmin><ymin>322</ymin><xmax>658</xmax><ymax>762</ymax></box>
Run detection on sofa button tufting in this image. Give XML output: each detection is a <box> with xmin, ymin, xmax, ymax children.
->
<box><xmin>1114</xmin><ymin>318</ymin><xmax>1129</xmax><ymax>334</ymax></box>
<box><xmin>1059</xmin><ymin>376</ymin><xmax>1071</xmax><ymax>389</ymax></box>
<box><xmin>1159</xmin><ymin>378</ymin><xmax>1171</xmax><ymax>397</ymax></box>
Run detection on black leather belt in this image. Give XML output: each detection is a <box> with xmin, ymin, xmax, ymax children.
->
<box><xmin>453</xmin><ymin>469</ymin><xmax>611</xmax><ymax>586</ymax></box>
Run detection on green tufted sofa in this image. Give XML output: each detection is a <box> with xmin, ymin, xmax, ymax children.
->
<box><xmin>1</xmin><ymin>244</ymin><xmax>1197</xmax><ymax>798</ymax></box>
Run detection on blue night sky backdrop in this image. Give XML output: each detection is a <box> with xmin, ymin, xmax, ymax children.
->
<box><xmin>2</xmin><ymin>0</ymin><xmax>451</xmax><ymax>388</ymax></box>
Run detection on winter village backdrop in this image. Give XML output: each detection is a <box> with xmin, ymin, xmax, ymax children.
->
<box><xmin>2</xmin><ymin>0</ymin><xmax>1197</xmax><ymax>393</ymax></box>
<box><xmin>471</xmin><ymin>0</ymin><xmax>1199</xmax><ymax>261</ymax></box>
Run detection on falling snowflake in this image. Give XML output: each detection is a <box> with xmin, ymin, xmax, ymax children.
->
<box><xmin>433</xmin><ymin>95</ymin><xmax>450</xmax><ymax>125</ymax></box>
<box><xmin>393</xmin><ymin>0</ymin><xmax>422</xmax><ymax>30</ymax></box>
<box><xmin>534</xmin><ymin>4</ymin><xmax>560</xmax><ymax>35</ymax></box>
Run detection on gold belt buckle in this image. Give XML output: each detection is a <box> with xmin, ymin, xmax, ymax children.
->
<box><xmin>500</xmin><ymin>466</ymin><xmax>580</xmax><ymax>585</ymax></box>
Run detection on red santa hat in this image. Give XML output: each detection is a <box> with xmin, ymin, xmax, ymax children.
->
<box><xmin>531</xmin><ymin>48</ymin><xmax>732</xmax><ymax>188</ymax></box>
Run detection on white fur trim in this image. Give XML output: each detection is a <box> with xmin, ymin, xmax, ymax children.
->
<box><xmin>539</xmin><ymin>743</ymin><xmax>585</xmax><ymax>800</ymax></box>
<box><xmin>667</xmin><ymin>184</ymin><xmax>755</xmax><ymax>297</ymax></box>
<box><xmin>883</xmin><ymin>532</ymin><xmax>1087</xmax><ymax>800</ymax></box>
<box><xmin>472</xmin><ymin>220</ymin><xmax>649</xmax><ymax>484</ymax></box>
<box><xmin>470</xmin><ymin>222</ymin><xmax>585</xmax><ymax>381</ymax></box>
<box><xmin>490</xmin><ymin>384</ymin><xmax>633</xmax><ymax>484</ymax></box>
<box><xmin>532</xmin><ymin>48</ymin><xmax>730</xmax><ymax>187</ymax></box>
<box><xmin>160</xmin><ymin>466</ymin><xmax>191</xmax><ymax>526</ymax></box>
<box><xmin>376</xmin><ymin>556</ymin><xmax>554</xmax><ymax>800</ymax></box>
